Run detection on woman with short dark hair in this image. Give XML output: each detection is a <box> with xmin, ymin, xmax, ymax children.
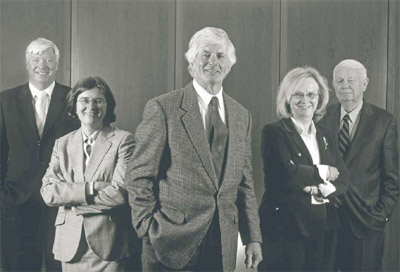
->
<box><xmin>41</xmin><ymin>76</ymin><xmax>135</xmax><ymax>271</ymax></box>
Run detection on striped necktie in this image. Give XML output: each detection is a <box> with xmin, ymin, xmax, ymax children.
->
<box><xmin>338</xmin><ymin>114</ymin><xmax>351</xmax><ymax>158</ymax></box>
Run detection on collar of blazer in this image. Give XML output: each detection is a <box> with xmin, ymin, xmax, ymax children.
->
<box><xmin>326</xmin><ymin>101</ymin><xmax>374</xmax><ymax>165</ymax></box>
<box><xmin>67</xmin><ymin>125</ymin><xmax>115</xmax><ymax>183</ymax></box>
<box><xmin>279</xmin><ymin>117</ymin><xmax>331</xmax><ymax>165</ymax></box>
<box><xmin>179</xmin><ymin>82</ymin><xmax>241</xmax><ymax>191</ymax></box>
<box><xmin>19</xmin><ymin>82</ymin><xmax>67</xmax><ymax>140</ymax></box>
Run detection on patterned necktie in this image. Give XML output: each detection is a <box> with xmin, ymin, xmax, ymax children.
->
<box><xmin>206</xmin><ymin>97</ymin><xmax>228</xmax><ymax>182</ymax></box>
<box><xmin>85</xmin><ymin>137</ymin><xmax>94</xmax><ymax>158</ymax></box>
<box><xmin>338</xmin><ymin>114</ymin><xmax>351</xmax><ymax>158</ymax></box>
<box><xmin>35</xmin><ymin>91</ymin><xmax>48</xmax><ymax>137</ymax></box>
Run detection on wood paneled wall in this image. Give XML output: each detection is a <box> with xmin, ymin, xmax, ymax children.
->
<box><xmin>1</xmin><ymin>0</ymin><xmax>399</xmax><ymax>270</ymax></box>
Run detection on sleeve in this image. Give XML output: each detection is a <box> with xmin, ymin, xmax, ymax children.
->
<box><xmin>237</xmin><ymin>113</ymin><xmax>262</xmax><ymax>245</ymax></box>
<box><xmin>40</xmin><ymin>139</ymin><xmax>87</xmax><ymax>207</ymax></box>
<box><xmin>125</xmin><ymin>99</ymin><xmax>166</xmax><ymax>238</ymax></box>
<box><xmin>261</xmin><ymin>124</ymin><xmax>324</xmax><ymax>193</ymax></box>
<box><xmin>73</xmin><ymin>133</ymin><xmax>135</xmax><ymax>215</ymax></box>
<box><xmin>371</xmin><ymin>116</ymin><xmax>399</xmax><ymax>220</ymax></box>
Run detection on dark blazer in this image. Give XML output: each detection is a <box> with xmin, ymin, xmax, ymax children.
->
<box><xmin>41</xmin><ymin>126</ymin><xmax>135</xmax><ymax>262</ymax></box>
<box><xmin>0</xmin><ymin>82</ymin><xmax>78</xmax><ymax>205</ymax></box>
<box><xmin>127</xmin><ymin>82</ymin><xmax>262</xmax><ymax>271</ymax></box>
<box><xmin>0</xmin><ymin>82</ymin><xmax>78</xmax><ymax>270</ymax></box>
<box><xmin>319</xmin><ymin>102</ymin><xmax>399</xmax><ymax>238</ymax></box>
<box><xmin>259</xmin><ymin>118</ymin><xmax>348</xmax><ymax>239</ymax></box>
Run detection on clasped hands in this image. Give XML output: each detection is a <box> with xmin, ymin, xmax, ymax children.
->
<box><xmin>303</xmin><ymin>166</ymin><xmax>339</xmax><ymax>199</ymax></box>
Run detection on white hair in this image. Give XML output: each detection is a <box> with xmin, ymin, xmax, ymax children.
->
<box><xmin>185</xmin><ymin>27</ymin><xmax>236</xmax><ymax>76</ymax></box>
<box><xmin>25</xmin><ymin>38</ymin><xmax>60</xmax><ymax>63</ymax></box>
<box><xmin>333</xmin><ymin>59</ymin><xmax>367</xmax><ymax>79</ymax></box>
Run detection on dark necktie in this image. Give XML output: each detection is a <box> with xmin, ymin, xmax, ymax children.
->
<box><xmin>206</xmin><ymin>97</ymin><xmax>228</xmax><ymax>182</ymax></box>
<box><xmin>338</xmin><ymin>114</ymin><xmax>351</xmax><ymax>158</ymax></box>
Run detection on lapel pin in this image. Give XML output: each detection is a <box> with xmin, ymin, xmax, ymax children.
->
<box><xmin>298</xmin><ymin>153</ymin><xmax>302</xmax><ymax>157</ymax></box>
<box><xmin>323</xmin><ymin>136</ymin><xmax>328</xmax><ymax>150</ymax></box>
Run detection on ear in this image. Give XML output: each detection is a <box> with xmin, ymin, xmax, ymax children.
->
<box><xmin>363</xmin><ymin>77</ymin><xmax>369</xmax><ymax>92</ymax></box>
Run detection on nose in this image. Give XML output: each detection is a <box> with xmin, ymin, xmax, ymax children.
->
<box><xmin>38</xmin><ymin>58</ymin><xmax>47</xmax><ymax>68</ymax></box>
<box><xmin>342</xmin><ymin>79</ymin><xmax>350</xmax><ymax>88</ymax></box>
<box><xmin>209</xmin><ymin>54</ymin><xmax>218</xmax><ymax>64</ymax></box>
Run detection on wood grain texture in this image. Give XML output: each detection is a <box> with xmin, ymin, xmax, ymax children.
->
<box><xmin>177</xmin><ymin>0</ymin><xmax>281</xmax><ymax>201</ymax></box>
<box><xmin>0</xmin><ymin>0</ymin><xmax>71</xmax><ymax>90</ymax></box>
<box><xmin>383</xmin><ymin>0</ymin><xmax>400</xmax><ymax>270</ymax></box>
<box><xmin>71</xmin><ymin>0</ymin><xmax>175</xmax><ymax>134</ymax></box>
<box><xmin>281</xmin><ymin>0</ymin><xmax>388</xmax><ymax>107</ymax></box>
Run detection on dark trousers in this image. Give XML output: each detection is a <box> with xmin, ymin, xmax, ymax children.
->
<box><xmin>336</xmin><ymin>216</ymin><xmax>384</xmax><ymax>272</ymax></box>
<box><xmin>259</xmin><ymin>230</ymin><xmax>336</xmax><ymax>272</ymax></box>
<box><xmin>0</xmin><ymin>200</ymin><xmax>61</xmax><ymax>271</ymax></box>
<box><xmin>142</xmin><ymin>212</ymin><xmax>223</xmax><ymax>272</ymax></box>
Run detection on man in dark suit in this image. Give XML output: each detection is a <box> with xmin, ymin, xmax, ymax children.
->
<box><xmin>0</xmin><ymin>38</ymin><xmax>78</xmax><ymax>271</ymax></box>
<box><xmin>127</xmin><ymin>27</ymin><xmax>262</xmax><ymax>271</ymax></box>
<box><xmin>320</xmin><ymin>59</ymin><xmax>399</xmax><ymax>271</ymax></box>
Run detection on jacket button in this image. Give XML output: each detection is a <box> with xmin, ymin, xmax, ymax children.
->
<box><xmin>37</xmin><ymin>141</ymin><xmax>41</xmax><ymax>146</ymax></box>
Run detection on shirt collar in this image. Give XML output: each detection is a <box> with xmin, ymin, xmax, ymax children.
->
<box><xmin>82</xmin><ymin>129</ymin><xmax>101</xmax><ymax>143</ymax></box>
<box><xmin>291</xmin><ymin>117</ymin><xmax>317</xmax><ymax>136</ymax></box>
<box><xmin>29</xmin><ymin>81</ymin><xmax>55</xmax><ymax>99</ymax></box>
<box><xmin>340</xmin><ymin>101</ymin><xmax>363</xmax><ymax>123</ymax></box>
<box><xmin>193</xmin><ymin>79</ymin><xmax>224</xmax><ymax>110</ymax></box>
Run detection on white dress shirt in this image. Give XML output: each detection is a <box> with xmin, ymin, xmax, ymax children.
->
<box><xmin>193</xmin><ymin>79</ymin><xmax>226</xmax><ymax>130</ymax></box>
<box><xmin>29</xmin><ymin>81</ymin><xmax>55</xmax><ymax>121</ymax></box>
<box><xmin>291</xmin><ymin>118</ymin><xmax>334</xmax><ymax>204</ymax></box>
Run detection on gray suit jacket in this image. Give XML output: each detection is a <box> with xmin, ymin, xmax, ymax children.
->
<box><xmin>41</xmin><ymin>126</ymin><xmax>135</xmax><ymax>262</ymax></box>
<box><xmin>127</xmin><ymin>82</ymin><xmax>262</xmax><ymax>271</ymax></box>
<box><xmin>320</xmin><ymin>102</ymin><xmax>399</xmax><ymax>238</ymax></box>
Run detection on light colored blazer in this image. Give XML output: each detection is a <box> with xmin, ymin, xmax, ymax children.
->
<box><xmin>127</xmin><ymin>82</ymin><xmax>262</xmax><ymax>271</ymax></box>
<box><xmin>41</xmin><ymin>126</ymin><xmax>135</xmax><ymax>262</ymax></box>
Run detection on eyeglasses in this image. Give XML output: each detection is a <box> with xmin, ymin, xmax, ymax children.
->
<box><xmin>292</xmin><ymin>92</ymin><xmax>319</xmax><ymax>100</ymax></box>
<box><xmin>77</xmin><ymin>98</ymin><xmax>106</xmax><ymax>105</ymax></box>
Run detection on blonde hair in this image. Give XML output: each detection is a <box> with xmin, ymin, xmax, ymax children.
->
<box><xmin>276</xmin><ymin>66</ymin><xmax>329</xmax><ymax>122</ymax></box>
<box><xmin>25</xmin><ymin>38</ymin><xmax>60</xmax><ymax>63</ymax></box>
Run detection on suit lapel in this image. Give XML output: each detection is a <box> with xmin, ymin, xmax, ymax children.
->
<box><xmin>325</xmin><ymin>104</ymin><xmax>341</xmax><ymax>135</ymax></box>
<box><xmin>42</xmin><ymin>83</ymin><xmax>67</xmax><ymax>138</ymax></box>
<box><xmin>345</xmin><ymin>103</ymin><xmax>373</xmax><ymax>164</ymax></box>
<box><xmin>67</xmin><ymin>128</ymin><xmax>85</xmax><ymax>183</ymax></box>
<box><xmin>281</xmin><ymin>118</ymin><xmax>314</xmax><ymax>164</ymax></box>
<box><xmin>18</xmin><ymin>84</ymin><xmax>40</xmax><ymax>139</ymax></box>
<box><xmin>180</xmin><ymin>83</ymin><xmax>218</xmax><ymax>190</ymax></box>
<box><xmin>84</xmin><ymin>126</ymin><xmax>113</xmax><ymax>182</ymax></box>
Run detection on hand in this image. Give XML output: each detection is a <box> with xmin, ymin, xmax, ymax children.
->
<box><xmin>94</xmin><ymin>182</ymin><xmax>109</xmax><ymax>192</ymax></box>
<box><xmin>328</xmin><ymin>166</ymin><xmax>339</xmax><ymax>182</ymax></box>
<box><xmin>245</xmin><ymin>242</ymin><xmax>262</xmax><ymax>269</ymax></box>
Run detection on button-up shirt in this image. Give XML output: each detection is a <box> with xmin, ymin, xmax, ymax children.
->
<box><xmin>193</xmin><ymin>79</ymin><xmax>226</xmax><ymax>130</ymax></box>
<box><xmin>340</xmin><ymin>101</ymin><xmax>363</xmax><ymax>141</ymax></box>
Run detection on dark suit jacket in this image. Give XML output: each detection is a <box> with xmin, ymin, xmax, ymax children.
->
<box><xmin>0</xmin><ymin>82</ymin><xmax>78</xmax><ymax>207</ymax></box>
<box><xmin>259</xmin><ymin>118</ymin><xmax>348</xmax><ymax>239</ymax></box>
<box><xmin>41</xmin><ymin>126</ymin><xmax>135</xmax><ymax>262</ymax></box>
<box><xmin>127</xmin><ymin>82</ymin><xmax>262</xmax><ymax>271</ymax></box>
<box><xmin>319</xmin><ymin>102</ymin><xmax>399</xmax><ymax>238</ymax></box>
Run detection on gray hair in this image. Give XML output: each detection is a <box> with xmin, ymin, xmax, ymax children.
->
<box><xmin>25</xmin><ymin>38</ymin><xmax>60</xmax><ymax>63</ymax></box>
<box><xmin>333</xmin><ymin>59</ymin><xmax>367</xmax><ymax>79</ymax></box>
<box><xmin>185</xmin><ymin>27</ymin><xmax>236</xmax><ymax>77</ymax></box>
<box><xmin>276</xmin><ymin>66</ymin><xmax>330</xmax><ymax>122</ymax></box>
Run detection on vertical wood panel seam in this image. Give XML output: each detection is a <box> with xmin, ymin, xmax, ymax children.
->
<box><xmin>70</xmin><ymin>0</ymin><xmax>78</xmax><ymax>86</ymax></box>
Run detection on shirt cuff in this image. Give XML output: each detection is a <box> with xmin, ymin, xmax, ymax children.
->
<box><xmin>316</xmin><ymin>165</ymin><xmax>329</xmax><ymax>181</ymax></box>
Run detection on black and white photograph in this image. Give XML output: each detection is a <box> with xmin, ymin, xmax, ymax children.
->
<box><xmin>1</xmin><ymin>0</ymin><xmax>399</xmax><ymax>271</ymax></box>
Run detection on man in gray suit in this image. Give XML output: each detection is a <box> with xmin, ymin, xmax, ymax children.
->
<box><xmin>126</xmin><ymin>27</ymin><xmax>262</xmax><ymax>271</ymax></box>
<box><xmin>320</xmin><ymin>59</ymin><xmax>399</xmax><ymax>271</ymax></box>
